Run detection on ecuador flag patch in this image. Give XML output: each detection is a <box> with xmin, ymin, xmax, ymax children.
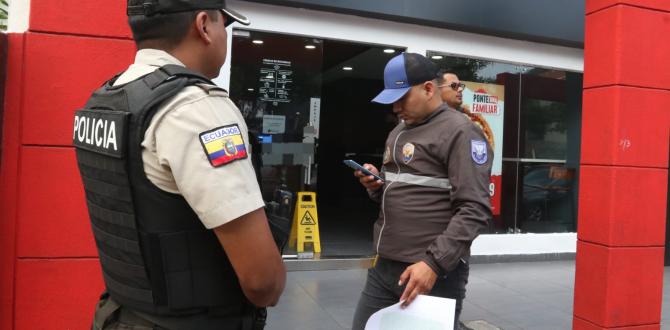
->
<box><xmin>199</xmin><ymin>124</ymin><xmax>248</xmax><ymax>167</ymax></box>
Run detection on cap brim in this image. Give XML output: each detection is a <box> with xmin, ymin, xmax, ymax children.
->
<box><xmin>222</xmin><ymin>7</ymin><xmax>250</xmax><ymax>26</ymax></box>
<box><xmin>371</xmin><ymin>87</ymin><xmax>410</xmax><ymax>104</ymax></box>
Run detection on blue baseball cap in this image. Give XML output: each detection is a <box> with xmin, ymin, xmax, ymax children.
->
<box><xmin>372</xmin><ymin>52</ymin><xmax>439</xmax><ymax>104</ymax></box>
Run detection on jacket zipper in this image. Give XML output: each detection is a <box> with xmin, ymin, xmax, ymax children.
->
<box><xmin>376</xmin><ymin>129</ymin><xmax>405</xmax><ymax>254</ymax></box>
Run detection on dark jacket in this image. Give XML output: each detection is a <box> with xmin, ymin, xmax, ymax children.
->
<box><xmin>371</xmin><ymin>104</ymin><xmax>492</xmax><ymax>274</ymax></box>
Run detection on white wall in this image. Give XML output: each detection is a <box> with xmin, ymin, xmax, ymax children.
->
<box><xmin>7</xmin><ymin>0</ymin><xmax>30</xmax><ymax>33</ymax></box>
<box><xmin>472</xmin><ymin>233</ymin><xmax>577</xmax><ymax>255</ymax></box>
<box><xmin>217</xmin><ymin>0</ymin><xmax>583</xmax><ymax>255</ymax></box>
<box><xmin>216</xmin><ymin>0</ymin><xmax>584</xmax><ymax>89</ymax></box>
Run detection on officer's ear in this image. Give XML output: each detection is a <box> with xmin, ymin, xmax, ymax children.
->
<box><xmin>194</xmin><ymin>11</ymin><xmax>215</xmax><ymax>45</ymax></box>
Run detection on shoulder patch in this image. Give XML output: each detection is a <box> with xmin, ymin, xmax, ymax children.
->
<box><xmin>199</xmin><ymin>124</ymin><xmax>248</xmax><ymax>167</ymax></box>
<box><xmin>471</xmin><ymin>140</ymin><xmax>488</xmax><ymax>165</ymax></box>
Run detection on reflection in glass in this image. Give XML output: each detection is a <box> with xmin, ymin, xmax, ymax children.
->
<box><xmin>520</xmin><ymin>164</ymin><xmax>575</xmax><ymax>233</ymax></box>
<box><xmin>230</xmin><ymin>29</ymin><xmax>404</xmax><ymax>256</ymax></box>
<box><xmin>522</xmin><ymin>99</ymin><xmax>567</xmax><ymax>160</ymax></box>
<box><xmin>426</xmin><ymin>51</ymin><xmax>583</xmax><ymax>234</ymax></box>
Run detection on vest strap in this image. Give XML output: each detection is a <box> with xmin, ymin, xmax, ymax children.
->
<box><xmin>143</xmin><ymin>65</ymin><xmax>213</xmax><ymax>90</ymax></box>
<box><xmin>91</xmin><ymin>222</ymin><xmax>142</xmax><ymax>255</ymax></box>
<box><xmin>103</xmin><ymin>271</ymin><xmax>154</xmax><ymax>304</ymax></box>
<box><xmin>87</xmin><ymin>200</ymin><xmax>136</xmax><ymax>229</ymax></box>
<box><xmin>143</xmin><ymin>68</ymin><xmax>171</xmax><ymax>89</ymax></box>
<box><xmin>160</xmin><ymin>64</ymin><xmax>212</xmax><ymax>82</ymax></box>
<box><xmin>77</xmin><ymin>150</ymin><xmax>127</xmax><ymax>173</ymax></box>
<box><xmin>98</xmin><ymin>248</ymin><xmax>148</xmax><ymax>282</ymax></box>
<box><xmin>82</xmin><ymin>176</ymin><xmax>133</xmax><ymax>202</ymax></box>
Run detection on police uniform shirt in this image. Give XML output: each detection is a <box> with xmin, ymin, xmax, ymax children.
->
<box><xmin>114</xmin><ymin>49</ymin><xmax>264</xmax><ymax>229</ymax></box>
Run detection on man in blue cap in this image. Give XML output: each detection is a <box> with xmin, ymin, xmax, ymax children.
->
<box><xmin>76</xmin><ymin>1</ymin><xmax>285</xmax><ymax>329</ymax></box>
<box><xmin>350</xmin><ymin>53</ymin><xmax>492</xmax><ymax>329</ymax></box>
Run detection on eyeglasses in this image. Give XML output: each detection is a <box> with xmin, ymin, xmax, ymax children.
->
<box><xmin>437</xmin><ymin>82</ymin><xmax>466</xmax><ymax>91</ymax></box>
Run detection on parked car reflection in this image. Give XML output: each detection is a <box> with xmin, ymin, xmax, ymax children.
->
<box><xmin>520</xmin><ymin>164</ymin><xmax>575</xmax><ymax>232</ymax></box>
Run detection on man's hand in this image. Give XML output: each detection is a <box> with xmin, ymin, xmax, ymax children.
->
<box><xmin>398</xmin><ymin>261</ymin><xmax>438</xmax><ymax>308</ymax></box>
<box><xmin>354</xmin><ymin>163</ymin><xmax>383</xmax><ymax>191</ymax></box>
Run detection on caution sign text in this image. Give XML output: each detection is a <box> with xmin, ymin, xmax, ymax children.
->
<box><xmin>288</xmin><ymin>192</ymin><xmax>321</xmax><ymax>253</ymax></box>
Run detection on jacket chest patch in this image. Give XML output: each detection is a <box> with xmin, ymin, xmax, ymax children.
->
<box><xmin>383</xmin><ymin>146</ymin><xmax>391</xmax><ymax>165</ymax></box>
<box><xmin>402</xmin><ymin>143</ymin><xmax>415</xmax><ymax>164</ymax></box>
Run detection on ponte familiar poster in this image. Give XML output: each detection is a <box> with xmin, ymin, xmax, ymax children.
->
<box><xmin>461</xmin><ymin>81</ymin><xmax>504</xmax><ymax>215</ymax></box>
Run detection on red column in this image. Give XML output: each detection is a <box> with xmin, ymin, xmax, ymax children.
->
<box><xmin>0</xmin><ymin>32</ymin><xmax>24</xmax><ymax>330</ymax></box>
<box><xmin>0</xmin><ymin>1</ymin><xmax>135</xmax><ymax>329</ymax></box>
<box><xmin>574</xmin><ymin>1</ymin><xmax>670</xmax><ymax>329</ymax></box>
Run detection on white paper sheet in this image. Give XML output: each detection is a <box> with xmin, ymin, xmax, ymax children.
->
<box><xmin>365</xmin><ymin>295</ymin><xmax>455</xmax><ymax>330</ymax></box>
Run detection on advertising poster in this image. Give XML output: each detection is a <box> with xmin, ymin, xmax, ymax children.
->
<box><xmin>461</xmin><ymin>81</ymin><xmax>504</xmax><ymax>215</ymax></box>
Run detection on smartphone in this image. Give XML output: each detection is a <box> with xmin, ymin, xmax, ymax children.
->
<box><xmin>343</xmin><ymin>159</ymin><xmax>384</xmax><ymax>182</ymax></box>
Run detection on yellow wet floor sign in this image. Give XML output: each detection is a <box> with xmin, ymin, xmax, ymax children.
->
<box><xmin>288</xmin><ymin>192</ymin><xmax>321</xmax><ymax>253</ymax></box>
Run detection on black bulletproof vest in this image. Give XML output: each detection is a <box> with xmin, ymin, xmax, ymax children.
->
<box><xmin>73</xmin><ymin>65</ymin><xmax>246</xmax><ymax>317</ymax></box>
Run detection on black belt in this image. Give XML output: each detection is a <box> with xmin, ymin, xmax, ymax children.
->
<box><xmin>94</xmin><ymin>292</ymin><xmax>266</xmax><ymax>330</ymax></box>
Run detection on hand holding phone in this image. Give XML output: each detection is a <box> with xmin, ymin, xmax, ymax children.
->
<box><xmin>343</xmin><ymin>159</ymin><xmax>384</xmax><ymax>182</ymax></box>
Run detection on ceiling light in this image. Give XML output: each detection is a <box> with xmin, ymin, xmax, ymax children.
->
<box><xmin>232</xmin><ymin>30</ymin><xmax>251</xmax><ymax>37</ymax></box>
<box><xmin>383</xmin><ymin>49</ymin><xmax>395</xmax><ymax>54</ymax></box>
<box><xmin>252</xmin><ymin>40</ymin><xmax>264</xmax><ymax>45</ymax></box>
<box><xmin>342</xmin><ymin>66</ymin><xmax>353</xmax><ymax>71</ymax></box>
<box><xmin>305</xmin><ymin>45</ymin><xmax>316</xmax><ymax>49</ymax></box>
<box><xmin>247</xmin><ymin>88</ymin><xmax>254</xmax><ymax>91</ymax></box>
<box><xmin>431</xmin><ymin>55</ymin><xmax>444</xmax><ymax>60</ymax></box>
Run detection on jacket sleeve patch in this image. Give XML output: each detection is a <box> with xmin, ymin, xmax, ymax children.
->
<box><xmin>471</xmin><ymin>140</ymin><xmax>488</xmax><ymax>165</ymax></box>
<box><xmin>199</xmin><ymin>124</ymin><xmax>248</xmax><ymax>167</ymax></box>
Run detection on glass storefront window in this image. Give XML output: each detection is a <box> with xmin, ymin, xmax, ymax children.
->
<box><xmin>520</xmin><ymin>163</ymin><xmax>576</xmax><ymax>233</ymax></box>
<box><xmin>228</xmin><ymin>34</ymin><xmax>583</xmax><ymax>253</ymax></box>
<box><xmin>427</xmin><ymin>51</ymin><xmax>583</xmax><ymax>234</ymax></box>
<box><xmin>522</xmin><ymin>98</ymin><xmax>568</xmax><ymax>160</ymax></box>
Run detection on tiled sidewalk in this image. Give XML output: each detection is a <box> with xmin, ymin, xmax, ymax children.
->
<box><xmin>266</xmin><ymin>260</ymin><xmax>670</xmax><ymax>330</ymax></box>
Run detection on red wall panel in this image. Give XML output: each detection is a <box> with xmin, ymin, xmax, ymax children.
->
<box><xmin>583</xmin><ymin>7</ymin><xmax>619</xmax><ymax>89</ymax></box>
<box><xmin>587</xmin><ymin>0</ymin><xmax>670</xmax><ymax>15</ymax></box>
<box><xmin>578</xmin><ymin>3</ymin><xmax>670</xmax><ymax>328</ymax></box>
<box><xmin>581</xmin><ymin>87</ymin><xmax>670</xmax><ymax>168</ymax></box>
<box><xmin>616</xmin><ymin>6</ymin><xmax>670</xmax><ymax>89</ymax></box>
<box><xmin>0</xmin><ymin>32</ymin><xmax>26</xmax><ymax>330</ymax></box>
<box><xmin>584</xmin><ymin>5</ymin><xmax>670</xmax><ymax>89</ymax></box>
<box><xmin>574</xmin><ymin>317</ymin><xmax>660</xmax><ymax>330</ymax></box>
<box><xmin>21</xmin><ymin>32</ymin><xmax>135</xmax><ymax>146</ymax></box>
<box><xmin>30</xmin><ymin>0</ymin><xmax>132</xmax><ymax>39</ymax></box>
<box><xmin>14</xmin><ymin>259</ymin><xmax>104</xmax><ymax>330</ymax></box>
<box><xmin>573</xmin><ymin>241</ymin><xmax>664</xmax><ymax>327</ymax></box>
<box><xmin>578</xmin><ymin>165</ymin><xmax>668</xmax><ymax>246</ymax></box>
<box><xmin>16</xmin><ymin>146</ymin><xmax>96</xmax><ymax>258</ymax></box>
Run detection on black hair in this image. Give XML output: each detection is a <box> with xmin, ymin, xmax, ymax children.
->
<box><xmin>436</xmin><ymin>69</ymin><xmax>454</xmax><ymax>84</ymax></box>
<box><xmin>128</xmin><ymin>10</ymin><xmax>219</xmax><ymax>49</ymax></box>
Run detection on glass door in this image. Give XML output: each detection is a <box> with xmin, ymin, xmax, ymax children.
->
<box><xmin>229</xmin><ymin>29</ymin><xmax>404</xmax><ymax>257</ymax></box>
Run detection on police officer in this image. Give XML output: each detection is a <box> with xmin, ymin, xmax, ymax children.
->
<box><xmin>73</xmin><ymin>1</ymin><xmax>285</xmax><ymax>329</ymax></box>
<box><xmin>350</xmin><ymin>53</ymin><xmax>492</xmax><ymax>330</ymax></box>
